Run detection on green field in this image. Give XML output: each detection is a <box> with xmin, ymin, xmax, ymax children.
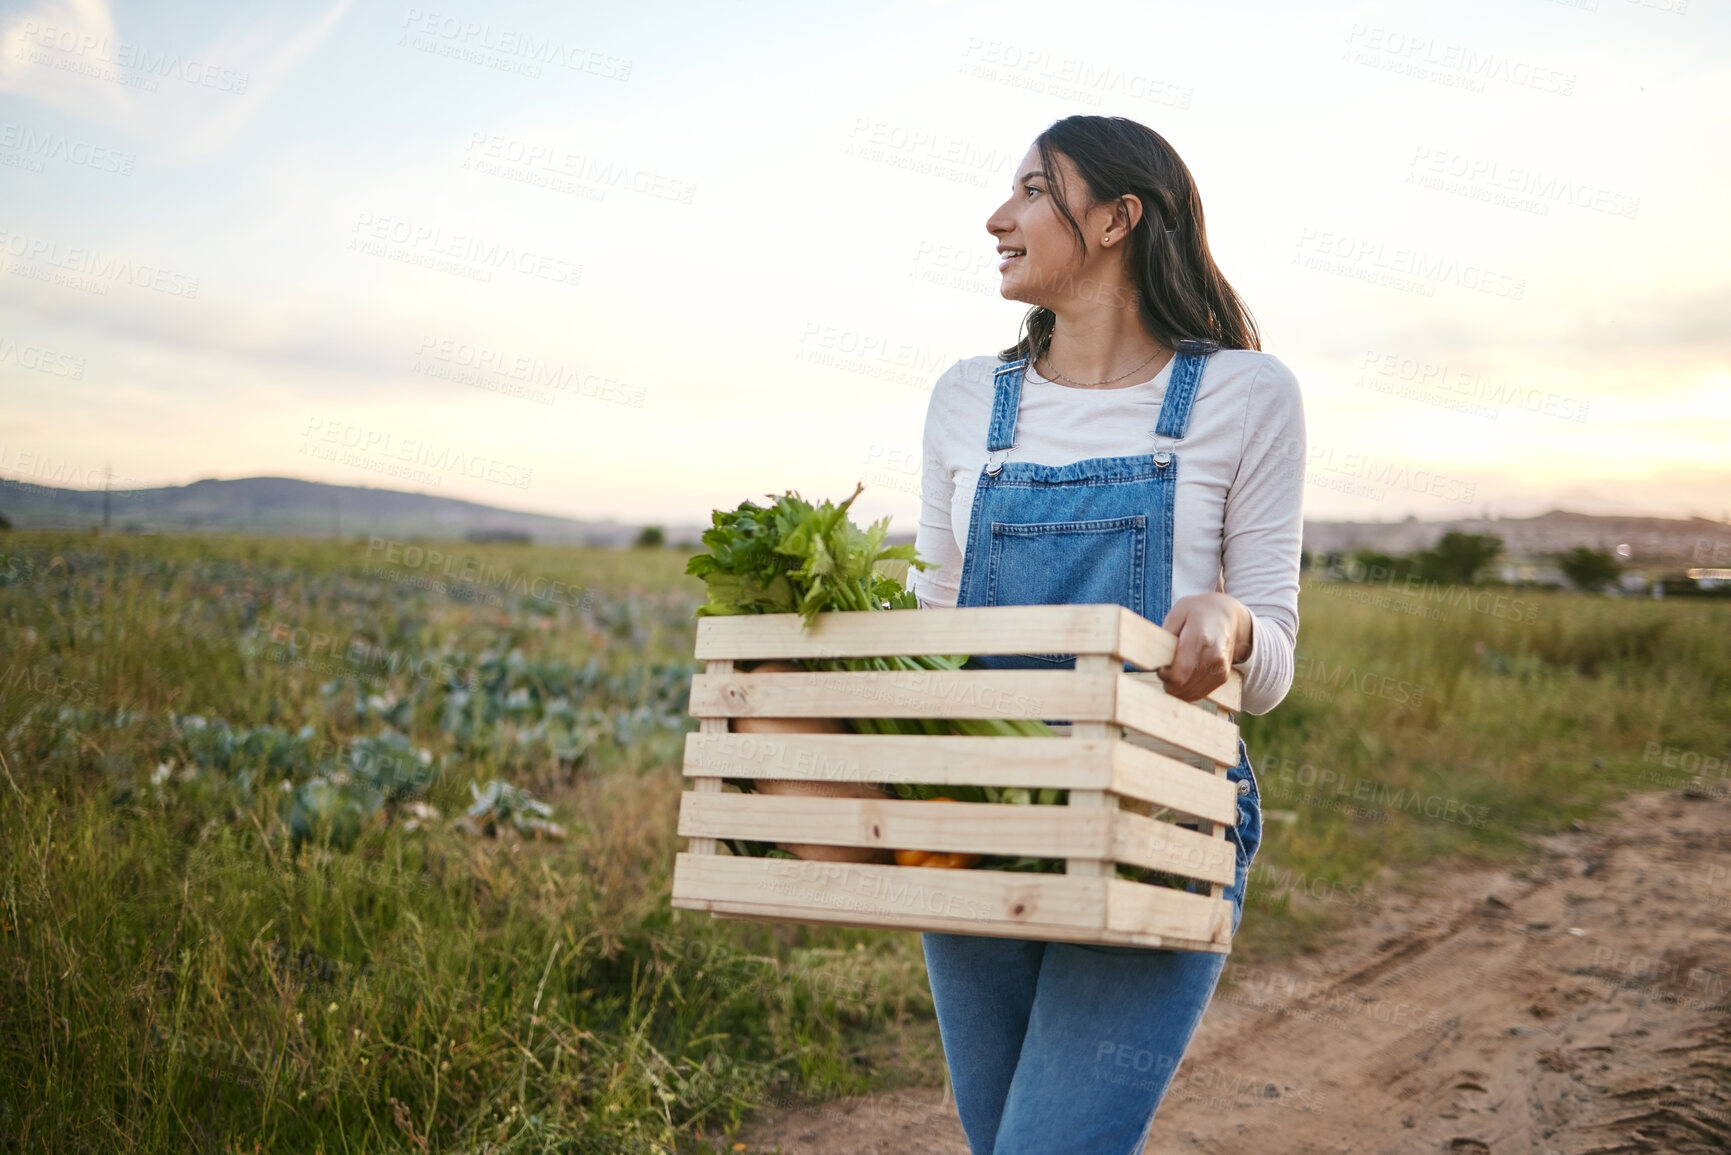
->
<box><xmin>3</xmin><ymin>530</ymin><xmax>1728</xmax><ymax>1152</ymax></box>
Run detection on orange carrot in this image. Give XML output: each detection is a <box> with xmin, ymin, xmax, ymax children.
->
<box><xmin>891</xmin><ymin>798</ymin><xmax>980</xmax><ymax>869</ymax></box>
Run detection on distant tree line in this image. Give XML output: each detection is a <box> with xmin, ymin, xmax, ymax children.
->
<box><xmin>1308</xmin><ymin>531</ymin><xmax>1508</xmax><ymax>586</ymax></box>
<box><xmin>1302</xmin><ymin>532</ymin><xmax>1633</xmax><ymax>593</ymax></box>
<box><xmin>632</xmin><ymin>526</ymin><xmax>701</xmax><ymax>551</ymax></box>
<box><xmin>1554</xmin><ymin>547</ymin><xmax>1621</xmax><ymax>592</ymax></box>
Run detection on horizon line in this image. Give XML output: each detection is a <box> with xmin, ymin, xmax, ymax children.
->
<box><xmin>1</xmin><ymin>471</ymin><xmax>1727</xmax><ymax>530</ymax></box>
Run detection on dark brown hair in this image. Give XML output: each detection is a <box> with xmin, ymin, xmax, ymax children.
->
<box><xmin>1000</xmin><ymin>115</ymin><xmax>1260</xmax><ymax>360</ymax></box>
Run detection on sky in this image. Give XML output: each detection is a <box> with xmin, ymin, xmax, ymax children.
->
<box><xmin>0</xmin><ymin>0</ymin><xmax>1726</xmax><ymax>533</ymax></box>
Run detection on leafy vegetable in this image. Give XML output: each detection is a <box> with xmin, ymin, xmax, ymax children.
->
<box><xmin>687</xmin><ymin>482</ymin><xmax>921</xmax><ymax>624</ymax></box>
<box><xmin>685</xmin><ymin>486</ymin><xmax>1066</xmax><ymax>868</ymax></box>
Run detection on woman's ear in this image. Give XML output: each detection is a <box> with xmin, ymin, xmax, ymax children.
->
<box><xmin>1116</xmin><ymin>193</ymin><xmax>1145</xmax><ymax>234</ymax></box>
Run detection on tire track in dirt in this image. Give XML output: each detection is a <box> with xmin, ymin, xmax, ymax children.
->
<box><xmin>726</xmin><ymin>786</ymin><xmax>1731</xmax><ymax>1154</ymax></box>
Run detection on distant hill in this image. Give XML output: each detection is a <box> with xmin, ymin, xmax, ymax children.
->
<box><xmin>0</xmin><ymin>476</ymin><xmax>708</xmax><ymax>548</ymax></box>
<box><xmin>4</xmin><ymin>475</ymin><xmax>1724</xmax><ymax>569</ymax></box>
<box><xmin>1304</xmin><ymin>511</ymin><xmax>1731</xmax><ymax>569</ymax></box>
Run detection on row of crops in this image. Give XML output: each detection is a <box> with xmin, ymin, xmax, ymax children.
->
<box><xmin>4</xmin><ymin>539</ymin><xmax>700</xmax><ymax>841</ymax></box>
<box><xmin>5</xmin><ymin>533</ymin><xmax>942</xmax><ymax>1153</ymax></box>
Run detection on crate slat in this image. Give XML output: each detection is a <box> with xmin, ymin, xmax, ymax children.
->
<box><xmin>1109</xmin><ymin>741</ymin><xmax>1238</xmax><ymax>826</ymax></box>
<box><xmin>1126</xmin><ymin>669</ymin><xmax>1241</xmax><ymax>714</ymax></box>
<box><xmin>689</xmin><ymin>670</ymin><xmax>1237</xmax><ymax>768</ymax></box>
<box><xmin>688</xmin><ymin>668</ymin><xmax>1109</xmax><ymax>724</ymax></box>
<box><xmin>693</xmin><ymin>607</ymin><xmax>1241</xmax><ymax>711</ymax></box>
<box><xmin>1109</xmin><ymin>810</ymin><xmax>1237</xmax><ymax>885</ymax></box>
<box><xmin>677</xmin><ymin>791</ymin><xmax>1111</xmax><ymax>860</ymax></box>
<box><xmin>683</xmin><ymin>731</ymin><xmax>1116</xmax><ymax>790</ymax></box>
<box><xmin>1105</xmin><ymin>877</ymin><xmax>1231</xmax><ymax>949</ymax></box>
<box><xmin>680</xmin><ymin>732</ymin><xmax>1237</xmax><ymax>826</ymax></box>
<box><xmin>688</xmin><ymin>668</ymin><xmax>1232</xmax><ymax>768</ymax></box>
<box><xmin>1113</xmin><ymin>674</ymin><xmax>1240</xmax><ymax>767</ymax></box>
<box><xmin>677</xmin><ymin>793</ymin><xmax>1236</xmax><ymax>886</ymax></box>
<box><xmin>1121</xmin><ymin>730</ymin><xmax>1218</xmax><ymax>774</ymax></box>
<box><xmin>696</xmin><ymin>604</ymin><xmax>1131</xmax><ymax>662</ymax></box>
<box><xmin>671</xmin><ymin>853</ymin><xmax>1230</xmax><ymax>951</ymax></box>
<box><xmin>687</xmin><ymin>658</ymin><xmax>732</xmax><ymax>856</ymax></box>
<box><xmin>1066</xmin><ymin>654</ymin><xmax>1117</xmax><ymax>878</ymax></box>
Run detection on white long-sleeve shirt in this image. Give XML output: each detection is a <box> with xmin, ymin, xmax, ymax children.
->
<box><xmin>910</xmin><ymin>348</ymin><xmax>1306</xmax><ymax>715</ymax></box>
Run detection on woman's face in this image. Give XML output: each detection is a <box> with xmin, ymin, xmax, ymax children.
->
<box><xmin>987</xmin><ymin>143</ymin><xmax>1121</xmax><ymax>309</ymax></box>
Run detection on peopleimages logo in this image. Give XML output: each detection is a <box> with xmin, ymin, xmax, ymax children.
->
<box><xmin>1260</xmin><ymin>754</ymin><xmax>1492</xmax><ymax>828</ymax></box>
<box><xmin>0</xmin><ymin>121</ymin><xmax>135</xmax><ymax>175</ymax></box>
<box><xmin>0</xmin><ymin>448</ymin><xmax>146</xmax><ymax>498</ymax></box>
<box><xmin>1343</xmin><ymin>24</ymin><xmax>1576</xmax><ymax>96</ymax></box>
<box><xmin>399</xmin><ymin>8</ymin><xmax>632</xmax><ymax>80</ymax></box>
<box><xmin>347</xmin><ymin>212</ymin><xmax>582</xmax><ymax>288</ymax></box>
<box><xmin>1356</xmin><ymin>349</ymin><xmax>1590</xmax><ymax>424</ymax></box>
<box><xmin>415</xmin><ymin>336</ymin><xmax>645</xmax><ymax>407</ymax></box>
<box><xmin>364</xmin><ymin>537</ymin><xmax>596</xmax><ymax>610</ymax></box>
<box><xmin>250</xmin><ymin>617</ymin><xmax>479</xmax><ymax>690</ymax></box>
<box><xmin>795</xmin><ymin>321</ymin><xmax>954</xmax><ymax>391</ymax></box>
<box><xmin>463</xmin><ymin>133</ymin><xmax>695</xmax><ymax>204</ymax></box>
<box><xmin>1</xmin><ymin>662</ymin><xmax>98</xmax><ymax>706</ymax></box>
<box><xmin>1249</xmin><ymin>429</ymin><xmax>1479</xmax><ymax>505</ymax></box>
<box><xmin>1294</xmin><ymin>227</ymin><xmax>1525</xmax><ymax>300</ymax></box>
<box><xmin>843</xmin><ymin>119</ymin><xmax>1011</xmax><ymax>189</ymax></box>
<box><xmin>1293</xmin><ymin>655</ymin><xmax>1426</xmax><ymax>706</ymax></box>
<box><xmin>1408</xmin><ymin>147</ymin><xmax>1639</xmax><ymax>220</ymax></box>
<box><xmin>0</xmin><ymin>337</ymin><xmax>84</xmax><ymax>378</ymax></box>
<box><xmin>0</xmin><ymin>226</ymin><xmax>200</xmax><ymax>298</ymax></box>
<box><xmin>777</xmin><ymin>859</ymin><xmax>998</xmax><ymax>922</ymax></box>
<box><xmin>957</xmin><ymin>38</ymin><xmax>1193</xmax><ymax>110</ymax></box>
<box><xmin>12</xmin><ymin>20</ymin><xmax>251</xmax><ymax>93</ymax></box>
<box><xmin>301</xmin><ymin>418</ymin><xmax>533</xmax><ymax>489</ymax></box>
<box><xmin>1329</xmin><ymin>555</ymin><xmax>1540</xmax><ymax>625</ymax></box>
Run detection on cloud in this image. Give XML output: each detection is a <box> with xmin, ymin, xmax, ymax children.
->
<box><xmin>1287</xmin><ymin>282</ymin><xmax>1731</xmax><ymax>386</ymax></box>
<box><xmin>0</xmin><ymin>0</ymin><xmax>135</xmax><ymax>126</ymax></box>
<box><xmin>177</xmin><ymin>0</ymin><xmax>353</xmax><ymax>157</ymax></box>
<box><xmin>0</xmin><ymin>277</ymin><xmax>406</xmax><ymax>380</ymax></box>
<box><xmin>0</xmin><ymin>0</ymin><xmax>353</xmax><ymax>156</ymax></box>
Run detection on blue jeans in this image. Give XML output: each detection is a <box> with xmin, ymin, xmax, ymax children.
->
<box><xmin>921</xmin><ymin>746</ymin><xmax>1262</xmax><ymax>1155</ymax></box>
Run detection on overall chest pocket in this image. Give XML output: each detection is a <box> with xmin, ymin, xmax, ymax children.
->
<box><xmin>984</xmin><ymin>514</ymin><xmax>1148</xmax><ymax>664</ymax></box>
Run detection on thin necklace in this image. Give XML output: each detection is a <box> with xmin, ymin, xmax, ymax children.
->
<box><xmin>1036</xmin><ymin>343</ymin><xmax>1167</xmax><ymax>389</ymax></box>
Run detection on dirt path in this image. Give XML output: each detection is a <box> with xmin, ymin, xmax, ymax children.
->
<box><xmin>728</xmin><ymin>783</ymin><xmax>1731</xmax><ymax>1153</ymax></box>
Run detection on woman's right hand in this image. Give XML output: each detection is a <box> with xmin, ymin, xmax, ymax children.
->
<box><xmin>1158</xmin><ymin>593</ymin><xmax>1253</xmax><ymax>702</ymax></box>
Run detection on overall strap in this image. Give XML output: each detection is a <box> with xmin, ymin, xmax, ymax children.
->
<box><xmin>985</xmin><ymin>357</ymin><xmax>1026</xmax><ymax>452</ymax></box>
<box><xmin>1153</xmin><ymin>340</ymin><xmax>1214</xmax><ymax>440</ymax></box>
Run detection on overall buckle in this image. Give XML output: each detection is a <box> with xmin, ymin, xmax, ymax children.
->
<box><xmin>1151</xmin><ymin>433</ymin><xmax>1176</xmax><ymax>469</ymax></box>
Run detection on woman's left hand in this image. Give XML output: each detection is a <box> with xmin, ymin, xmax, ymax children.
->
<box><xmin>1157</xmin><ymin>593</ymin><xmax>1254</xmax><ymax>702</ymax></box>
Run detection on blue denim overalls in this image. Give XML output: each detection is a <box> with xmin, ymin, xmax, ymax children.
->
<box><xmin>921</xmin><ymin>340</ymin><xmax>1264</xmax><ymax>1155</ymax></box>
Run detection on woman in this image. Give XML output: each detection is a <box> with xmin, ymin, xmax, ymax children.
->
<box><xmin>910</xmin><ymin>115</ymin><xmax>1305</xmax><ymax>1154</ymax></box>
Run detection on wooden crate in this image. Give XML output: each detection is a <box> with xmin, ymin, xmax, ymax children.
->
<box><xmin>670</xmin><ymin>604</ymin><xmax>1244</xmax><ymax>953</ymax></box>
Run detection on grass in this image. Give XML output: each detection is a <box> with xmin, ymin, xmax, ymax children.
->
<box><xmin>2</xmin><ymin>528</ymin><xmax>1728</xmax><ymax>1151</ymax></box>
<box><xmin>1234</xmin><ymin>576</ymin><xmax>1731</xmax><ymax>963</ymax></box>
